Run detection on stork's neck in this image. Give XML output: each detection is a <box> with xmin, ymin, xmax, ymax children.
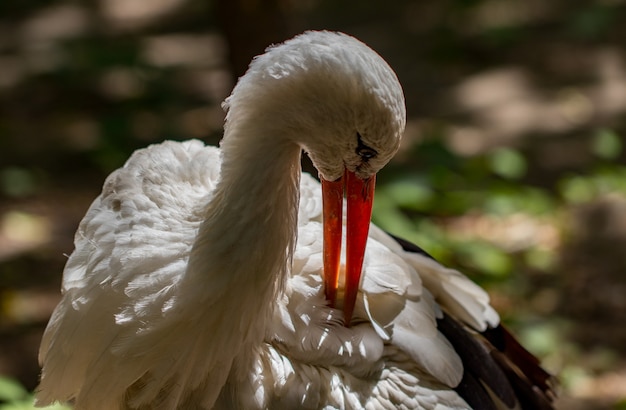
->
<box><xmin>184</xmin><ymin>120</ymin><xmax>302</xmax><ymax>360</ymax></box>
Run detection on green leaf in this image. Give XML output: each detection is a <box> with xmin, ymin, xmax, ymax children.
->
<box><xmin>384</xmin><ymin>180</ymin><xmax>433</xmax><ymax>211</ymax></box>
<box><xmin>559</xmin><ymin>175</ymin><xmax>595</xmax><ymax>204</ymax></box>
<box><xmin>0</xmin><ymin>401</ymin><xmax>34</xmax><ymax>410</ymax></box>
<box><xmin>592</xmin><ymin>128</ymin><xmax>622</xmax><ymax>159</ymax></box>
<box><xmin>457</xmin><ymin>241</ymin><xmax>512</xmax><ymax>277</ymax></box>
<box><xmin>0</xmin><ymin>168</ymin><xmax>39</xmax><ymax>198</ymax></box>
<box><xmin>525</xmin><ymin>248</ymin><xmax>556</xmax><ymax>271</ymax></box>
<box><xmin>483</xmin><ymin>187</ymin><xmax>556</xmax><ymax>216</ymax></box>
<box><xmin>520</xmin><ymin>323</ymin><xmax>561</xmax><ymax>357</ymax></box>
<box><xmin>488</xmin><ymin>148</ymin><xmax>527</xmax><ymax>180</ymax></box>
<box><xmin>0</xmin><ymin>377</ymin><xmax>28</xmax><ymax>402</ymax></box>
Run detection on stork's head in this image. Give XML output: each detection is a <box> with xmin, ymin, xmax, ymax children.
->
<box><xmin>224</xmin><ymin>31</ymin><xmax>406</xmax><ymax>325</ymax></box>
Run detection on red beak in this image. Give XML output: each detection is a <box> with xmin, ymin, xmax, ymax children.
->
<box><xmin>321</xmin><ymin>170</ymin><xmax>376</xmax><ymax>326</ymax></box>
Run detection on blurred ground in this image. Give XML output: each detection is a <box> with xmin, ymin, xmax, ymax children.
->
<box><xmin>1</xmin><ymin>0</ymin><xmax>626</xmax><ymax>409</ymax></box>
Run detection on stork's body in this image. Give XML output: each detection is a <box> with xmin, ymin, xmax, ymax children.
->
<box><xmin>37</xmin><ymin>32</ymin><xmax>554</xmax><ymax>409</ymax></box>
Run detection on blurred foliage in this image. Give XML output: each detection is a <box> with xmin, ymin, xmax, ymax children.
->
<box><xmin>374</xmin><ymin>127</ymin><xmax>626</xmax><ymax>277</ymax></box>
<box><xmin>592</xmin><ymin>128</ymin><xmax>623</xmax><ymax>160</ymax></box>
<box><xmin>0</xmin><ymin>376</ymin><xmax>69</xmax><ymax>410</ymax></box>
<box><xmin>0</xmin><ymin>168</ymin><xmax>39</xmax><ymax>198</ymax></box>
<box><xmin>1</xmin><ymin>0</ymin><xmax>626</xmax><ymax>408</ymax></box>
<box><xmin>371</xmin><ymin>132</ymin><xmax>626</xmax><ymax>409</ymax></box>
<box><xmin>372</xmin><ymin>125</ymin><xmax>626</xmax><ymax>403</ymax></box>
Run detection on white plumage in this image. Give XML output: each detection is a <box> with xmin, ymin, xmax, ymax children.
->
<box><xmin>36</xmin><ymin>31</ymin><xmax>550</xmax><ymax>410</ymax></box>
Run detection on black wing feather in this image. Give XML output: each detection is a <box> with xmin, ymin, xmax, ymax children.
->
<box><xmin>437</xmin><ymin>313</ymin><xmax>518</xmax><ymax>409</ymax></box>
<box><xmin>390</xmin><ymin>233</ymin><xmax>557</xmax><ymax>410</ymax></box>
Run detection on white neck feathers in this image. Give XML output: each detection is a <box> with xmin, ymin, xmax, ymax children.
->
<box><xmin>181</xmin><ymin>117</ymin><xmax>302</xmax><ymax>382</ymax></box>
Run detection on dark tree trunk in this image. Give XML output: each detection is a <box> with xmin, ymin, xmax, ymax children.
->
<box><xmin>217</xmin><ymin>0</ymin><xmax>291</xmax><ymax>79</ymax></box>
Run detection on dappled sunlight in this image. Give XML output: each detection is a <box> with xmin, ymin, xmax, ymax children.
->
<box><xmin>99</xmin><ymin>0</ymin><xmax>189</xmax><ymax>31</ymax></box>
<box><xmin>1</xmin><ymin>289</ymin><xmax>60</xmax><ymax>325</ymax></box>
<box><xmin>0</xmin><ymin>211</ymin><xmax>51</xmax><ymax>261</ymax></box>
<box><xmin>142</xmin><ymin>34</ymin><xmax>227</xmax><ymax>68</ymax></box>
<box><xmin>99</xmin><ymin>67</ymin><xmax>146</xmax><ymax>100</ymax></box>
<box><xmin>443</xmin><ymin>212</ymin><xmax>560</xmax><ymax>253</ymax></box>
<box><xmin>466</xmin><ymin>0</ymin><xmax>553</xmax><ymax>32</ymax></box>
<box><xmin>20</xmin><ymin>5</ymin><xmax>89</xmax><ymax>43</ymax></box>
<box><xmin>571</xmin><ymin>370</ymin><xmax>626</xmax><ymax>404</ymax></box>
<box><xmin>1</xmin><ymin>0</ymin><xmax>626</xmax><ymax>408</ymax></box>
<box><xmin>449</xmin><ymin>48</ymin><xmax>626</xmax><ymax>150</ymax></box>
<box><xmin>594</xmin><ymin>47</ymin><xmax>626</xmax><ymax>117</ymax></box>
<box><xmin>18</xmin><ymin>5</ymin><xmax>89</xmax><ymax>75</ymax></box>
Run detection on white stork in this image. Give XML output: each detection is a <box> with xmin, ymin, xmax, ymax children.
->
<box><xmin>36</xmin><ymin>31</ymin><xmax>555</xmax><ymax>409</ymax></box>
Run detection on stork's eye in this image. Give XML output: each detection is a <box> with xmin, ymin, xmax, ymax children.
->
<box><xmin>356</xmin><ymin>133</ymin><xmax>377</xmax><ymax>162</ymax></box>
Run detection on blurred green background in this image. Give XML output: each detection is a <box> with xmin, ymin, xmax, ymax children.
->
<box><xmin>1</xmin><ymin>0</ymin><xmax>626</xmax><ymax>409</ymax></box>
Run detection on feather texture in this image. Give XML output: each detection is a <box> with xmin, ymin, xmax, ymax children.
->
<box><xmin>37</xmin><ymin>31</ymin><xmax>554</xmax><ymax>410</ymax></box>
<box><xmin>37</xmin><ymin>139</ymin><xmax>474</xmax><ymax>408</ymax></box>
<box><xmin>37</xmin><ymin>138</ymin><xmax>555</xmax><ymax>409</ymax></box>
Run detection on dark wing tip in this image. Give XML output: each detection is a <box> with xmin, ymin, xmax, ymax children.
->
<box><xmin>483</xmin><ymin>324</ymin><xmax>558</xmax><ymax>409</ymax></box>
<box><xmin>438</xmin><ymin>314</ymin><xmax>557</xmax><ymax>410</ymax></box>
<box><xmin>387</xmin><ymin>233</ymin><xmax>436</xmax><ymax>260</ymax></box>
<box><xmin>390</xmin><ymin>232</ymin><xmax>558</xmax><ymax>410</ymax></box>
